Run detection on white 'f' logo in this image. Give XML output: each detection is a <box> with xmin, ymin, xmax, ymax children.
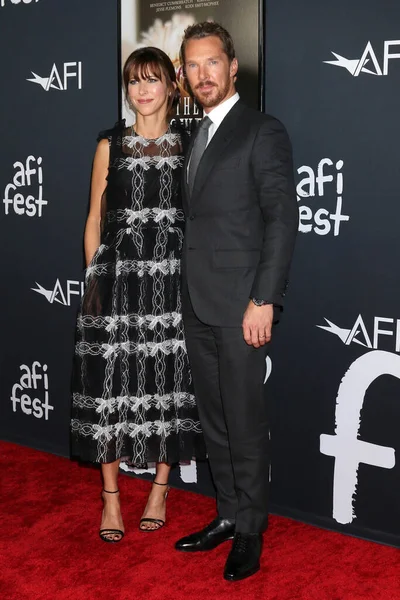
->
<box><xmin>320</xmin><ymin>350</ymin><xmax>397</xmax><ymax>524</ymax></box>
<box><xmin>264</xmin><ymin>356</ymin><xmax>272</xmax><ymax>384</ymax></box>
<box><xmin>120</xmin><ymin>460</ymin><xmax>198</xmax><ymax>484</ymax></box>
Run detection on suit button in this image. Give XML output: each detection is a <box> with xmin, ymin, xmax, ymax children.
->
<box><xmin>189</xmin><ymin>215</ymin><xmax>195</xmax><ymax>220</ymax></box>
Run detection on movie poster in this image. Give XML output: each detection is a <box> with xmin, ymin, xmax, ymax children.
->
<box><xmin>119</xmin><ymin>0</ymin><xmax>263</xmax><ymax>127</ymax></box>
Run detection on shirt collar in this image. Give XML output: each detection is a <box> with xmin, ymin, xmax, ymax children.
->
<box><xmin>206</xmin><ymin>92</ymin><xmax>240</xmax><ymax>127</ymax></box>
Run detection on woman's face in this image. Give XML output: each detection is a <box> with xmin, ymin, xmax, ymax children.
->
<box><xmin>128</xmin><ymin>67</ymin><xmax>173</xmax><ymax>119</ymax></box>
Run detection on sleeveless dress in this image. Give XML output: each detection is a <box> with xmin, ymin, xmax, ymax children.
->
<box><xmin>71</xmin><ymin>121</ymin><xmax>203</xmax><ymax>465</ymax></box>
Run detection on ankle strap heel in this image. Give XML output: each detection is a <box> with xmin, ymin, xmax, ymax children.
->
<box><xmin>139</xmin><ymin>479</ymin><xmax>170</xmax><ymax>532</ymax></box>
<box><xmin>100</xmin><ymin>489</ymin><xmax>124</xmax><ymax>543</ymax></box>
<box><xmin>153</xmin><ymin>480</ymin><xmax>170</xmax><ymax>497</ymax></box>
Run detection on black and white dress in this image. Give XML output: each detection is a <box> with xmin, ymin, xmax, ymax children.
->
<box><xmin>71</xmin><ymin>120</ymin><xmax>203</xmax><ymax>465</ymax></box>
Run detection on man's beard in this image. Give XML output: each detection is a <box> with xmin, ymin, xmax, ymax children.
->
<box><xmin>193</xmin><ymin>78</ymin><xmax>231</xmax><ymax>108</ymax></box>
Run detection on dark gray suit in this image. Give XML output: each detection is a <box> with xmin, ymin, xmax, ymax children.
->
<box><xmin>181</xmin><ymin>100</ymin><xmax>298</xmax><ymax>533</ymax></box>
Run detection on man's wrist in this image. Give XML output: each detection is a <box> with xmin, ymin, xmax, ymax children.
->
<box><xmin>250</xmin><ymin>297</ymin><xmax>273</xmax><ymax>307</ymax></box>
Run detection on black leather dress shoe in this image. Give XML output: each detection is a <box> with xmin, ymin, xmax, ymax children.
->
<box><xmin>175</xmin><ymin>517</ymin><xmax>235</xmax><ymax>552</ymax></box>
<box><xmin>224</xmin><ymin>533</ymin><xmax>263</xmax><ymax>582</ymax></box>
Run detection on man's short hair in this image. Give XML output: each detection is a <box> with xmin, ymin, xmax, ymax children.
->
<box><xmin>180</xmin><ymin>21</ymin><xmax>236</xmax><ymax>65</ymax></box>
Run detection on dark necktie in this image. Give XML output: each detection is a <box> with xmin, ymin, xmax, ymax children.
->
<box><xmin>188</xmin><ymin>116</ymin><xmax>212</xmax><ymax>195</ymax></box>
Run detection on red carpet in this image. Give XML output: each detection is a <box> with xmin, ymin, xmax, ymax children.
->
<box><xmin>1</xmin><ymin>442</ymin><xmax>399</xmax><ymax>600</ymax></box>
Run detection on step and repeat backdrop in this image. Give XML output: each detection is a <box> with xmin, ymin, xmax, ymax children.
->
<box><xmin>265</xmin><ymin>0</ymin><xmax>400</xmax><ymax>546</ymax></box>
<box><xmin>0</xmin><ymin>0</ymin><xmax>119</xmax><ymax>453</ymax></box>
<box><xmin>1</xmin><ymin>0</ymin><xmax>399</xmax><ymax>547</ymax></box>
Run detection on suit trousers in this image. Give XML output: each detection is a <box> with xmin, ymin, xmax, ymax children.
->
<box><xmin>182</xmin><ymin>284</ymin><xmax>270</xmax><ymax>533</ymax></box>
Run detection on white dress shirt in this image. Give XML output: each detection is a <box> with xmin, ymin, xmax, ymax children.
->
<box><xmin>186</xmin><ymin>93</ymin><xmax>240</xmax><ymax>181</ymax></box>
<box><xmin>205</xmin><ymin>92</ymin><xmax>240</xmax><ymax>147</ymax></box>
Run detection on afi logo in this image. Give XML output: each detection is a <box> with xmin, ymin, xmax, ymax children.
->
<box><xmin>27</xmin><ymin>62</ymin><xmax>83</xmax><ymax>91</ymax></box>
<box><xmin>1</xmin><ymin>0</ymin><xmax>40</xmax><ymax>6</ymax></box>
<box><xmin>297</xmin><ymin>158</ymin><xmax>349</xmax><ymax>236</ymax></box>
<box><xmin>32</xmin><ymin>279</ymin><xmax>84</xmax><ymax>306</ymax></box>
<box><xmin>3</xmin><ymin>156</ymin><xmax>46</xmax><ymax>217</ymax></box>
<box><xmin>324</xmin><ymin>41</ymin><xmax>400</xmax><ymax>76</ymax></box>
<box><xmin>317</xmin><ymin>315</ymin><xmax>400</xmax><ymax>353</ymax></box>
<box><xmin>120</xmin><ymin>460</ymin><xmax>198</xmax><ymax>484</ymax></box>
<box><xmin>10</xmin><ymin>361</ymin><xmax>54</xmax><ymax>421</ymax></box>
<box><xmin>264</xmin><ymin>356</ymin><xmax>272</xmax><ymax>384</ymax></box>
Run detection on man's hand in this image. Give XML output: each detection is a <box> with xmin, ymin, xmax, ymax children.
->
<box><xmin>242</xmin><ymin>301</ymin><xmax>273</xmax><ymax>348</ymax></box>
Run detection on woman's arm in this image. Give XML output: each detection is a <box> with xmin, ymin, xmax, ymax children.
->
<box><xmin>84</xmin><ymin>138</ymin><xmax>109</xmax><ymax>267</ymax></box>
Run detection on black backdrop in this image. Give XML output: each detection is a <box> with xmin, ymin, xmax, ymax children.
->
<box><xmin>265</xmin><ymin>0</ymin><xmax>400</xmax><ymax>546</ymax></box>
<box><xmin>0</xmin><ymin>0</ymin><xmax>119</xmax><ymax>454</ymax></box>
<box><xmin>1</xmin><ymin>0</ymin><xmax>399</xmax><ymax>547</ymax></box>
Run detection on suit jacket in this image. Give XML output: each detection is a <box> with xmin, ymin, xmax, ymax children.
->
<box><xmin>181</xmin><ymin>100</ymin><xmax>299</xmax><ymax>327</ymax></box>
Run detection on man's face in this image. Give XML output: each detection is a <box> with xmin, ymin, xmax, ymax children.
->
<box><xmin>184</xmin><ymin>35</ymin><xmax>238</xmax><ymax>111</ymax></box>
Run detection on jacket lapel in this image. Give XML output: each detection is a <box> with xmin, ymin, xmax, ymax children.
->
<box><xmin>191</xmin><ymin>101</ymin><xmax>245</xmax><ymax>202</ymax></box>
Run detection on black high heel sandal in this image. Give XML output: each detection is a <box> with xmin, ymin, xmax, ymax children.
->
<box><xmin>99</xmin><ymin>489</ymin><xmax>125</xmax><ymax>543</ymax></box>
<box><xmin>139</xmin><ymin>480</ymin><xmax>170</xmax><ymax>532</ymax></box>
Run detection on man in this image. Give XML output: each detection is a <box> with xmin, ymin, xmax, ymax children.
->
<box><xmin>175</xmin><ymin>22</ymin><xmax>298</xmax><ymax>582</ymax></box>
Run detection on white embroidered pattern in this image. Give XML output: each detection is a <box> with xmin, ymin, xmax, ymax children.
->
<box><xmin>77</xmin><ymin>312</ymin><xmax>182</xmax><ymax>331</ymax></box>
<box><xmin>72</xmin><ymin>392</ymin><xmax>196</xmax><ymax>412</ymax></box>
<box><xmin>73</xmin><ymin>127</ymin><xmax>199</xmax><ymax>464</ymax></box>
<box><xmin>75</xmin><ymin>338</ymin><xmax>186</xmax><ymax>358</ymax></box>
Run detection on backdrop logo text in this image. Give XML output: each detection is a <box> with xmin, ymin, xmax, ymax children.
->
<box><xmin>3</xmin><ymin>156</ymin><xmax>47</xmax><ymax>217</ymax></box>
<box><xmin>1</xmin><ymin>0</ymin><xmax>40</xmax><ymax>6</ymax></box>
<box><xmin>27</xmin><ymin>62</ymin><xmax>83</xmax><ymax>91</ymax></box>
<box><xmin>120</xmin><ymin>460</ymin><xmax>198</xmax><ymax>484</ymax></box>
<box><xmin>320</xmin><ymin>351</ymin><xmax>397</xmax><ymax>524</ymax></box>
<box><xmin>318</xmin><ymin>315</ymin><xmax>398</xmax><ymax>524</ymax></box>
<box><xmin>32</xmin><ymin>279</ymin><xmax>85</xmax><ymax>306</ymax></box>
<box><xmin>324</xmin><ymin>41</ymin><xmax>400</xmax><ymax>76</ymax></box>
<box><xmin>297</xmin><ymin>158</ymin><xmax>349</xmax><ymax>236</ymax></box>
<box><xmin>318</xmin><ymin>314</ymin><xmax>400</xmax><ymax>353</ymax></box>
<box><xmin>10</xmin><ymin>361</ymin><xmax>54</xmax><ymax>421</ymax></box>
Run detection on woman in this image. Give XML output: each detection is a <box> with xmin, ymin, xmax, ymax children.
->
<box><xmin>71</xmin><ymin>47</ymin><xmax>203</xmax><ymax>542</ymax></box>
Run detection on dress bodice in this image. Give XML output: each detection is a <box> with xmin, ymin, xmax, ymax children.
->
<box><xmin>99</xmin><ymin>122</ymin><xmax>186</xmax><ymax>240</ymax></box>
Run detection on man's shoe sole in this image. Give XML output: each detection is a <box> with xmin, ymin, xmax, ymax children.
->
<box><xmin>223</xmin><ymin>563</ymin><xmax>260</xmax><ymax>582</ymax></box>
<box><xmin>175</xmin><ymin>534</ymin><xmax>235</xmax><ymax>552</ymax></box>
